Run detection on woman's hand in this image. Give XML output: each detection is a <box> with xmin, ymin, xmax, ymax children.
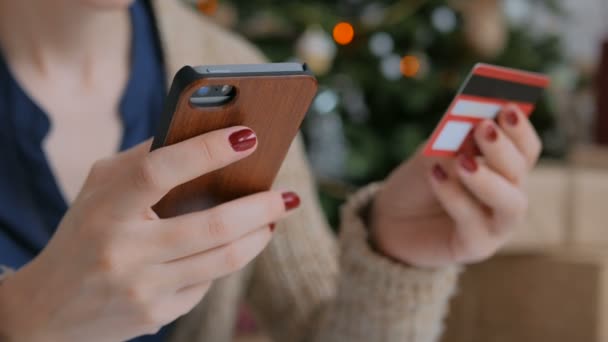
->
<box><xmin>0</xmin><ymin>127</ymin><xmax>299</xmax><ymax>342</ymax></box>
<box><xmin>371</xmin><ymin>105</ymin><xmax>540</xmax><ymax>268</ymax></box>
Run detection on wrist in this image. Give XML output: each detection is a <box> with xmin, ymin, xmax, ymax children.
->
<box><xmin>0</xmin><ymin>272</ymin><xmax>23</xmax><ymax>342</ymax></box>
<box><xmin>0</xmin><ymin>268</ymin><xmax>57</xmax><ymax>342</ymax></box>
<box><xmin>368</xmin><ymin>190</ymin><xmax>412</xmax><ymax>266</ymax></box>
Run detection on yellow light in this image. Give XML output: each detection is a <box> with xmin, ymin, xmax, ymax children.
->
<box><xmin>333</xmin><ymin>22</ymin><xmax>355</xmax><ymax>45</ymax></box>
<box><xmin>400</xmin><ymin>56</ymin><xmax>420</xmax><ymax>77</ymax></box>
<box><xmin>197</xmin><ymin>0</ymin><xmax>218</xmax><ymax>15</ymax></box>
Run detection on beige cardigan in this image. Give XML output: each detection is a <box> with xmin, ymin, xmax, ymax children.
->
<box><xmin>1</xmin><ymin>1</ymin><xmax>461</xmax><ymax>341</ymax></box>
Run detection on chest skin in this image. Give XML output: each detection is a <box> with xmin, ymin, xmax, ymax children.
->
<box><xmin>43</xmin><ymin>85</ymin><xmax>124</xmax><ymax>203</ymax></box>
<box><xmin>10</xmin><ymin>63</ymin><xmax>127</xmax><ymax>203</ymax></box>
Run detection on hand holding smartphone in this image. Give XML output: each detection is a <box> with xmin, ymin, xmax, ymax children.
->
<box><xmin>152</xmin><ymin>63</ymin><xmax>318</xmax><ymax>218</ymax></box>
<box><xmin>423</xmin><ymin>63</ymin><xmax>550</xmax><ymax>158</ymax></box>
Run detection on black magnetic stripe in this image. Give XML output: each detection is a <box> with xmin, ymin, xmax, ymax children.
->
<box><xmin>462</xmin><ymin>75</ymin><xmax>544</xmax><ymax>103</ymax></box>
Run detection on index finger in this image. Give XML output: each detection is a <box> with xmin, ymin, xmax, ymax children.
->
<box><xmin>106</xmin><ymin>126</ymin><xmax>258</xmax><ymax>218</ymax></box>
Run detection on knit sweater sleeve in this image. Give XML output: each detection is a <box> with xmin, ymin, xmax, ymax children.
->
<box><xmin>247</xmin><ymin>136</ymin><xmax>461</xmax><ymax>342</ymax></box>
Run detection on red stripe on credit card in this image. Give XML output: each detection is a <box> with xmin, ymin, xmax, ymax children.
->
<box><xmin>474</xmin><ymin>64</ymin><xmax>550</xmax><ymax>88</ymax></box>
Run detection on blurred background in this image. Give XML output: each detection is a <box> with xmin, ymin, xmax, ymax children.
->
<box><xmin>191</xmin><ymin>0</ymin><xmax>602</xmax><ymax>226</ymax></box>
<box><xmin>189</xmin><ymin>0</ymin><xmax>608</xmax><ymax>341</ymax></box>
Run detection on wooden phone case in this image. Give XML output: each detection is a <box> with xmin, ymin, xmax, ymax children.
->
<box><xmin>151</xmin><ymin>65</ymin><xmax>318</xmax><ymax>218</ymax></box>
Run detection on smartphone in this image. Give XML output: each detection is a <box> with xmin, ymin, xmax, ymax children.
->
<box><xmin>423</xmin><ymin>63</ymin><xmax>550</xmax><ymax>157</ymax></box>
<box><xmin>151</xmin><ymin>63</ymin><xmax>318</xmax><ymax>218</ymax></box>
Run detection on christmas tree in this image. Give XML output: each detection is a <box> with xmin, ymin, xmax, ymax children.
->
<box><xmin>193</xmin><ymin>0</ymin><xmax>566</xmax><ymax>227</ymax></box>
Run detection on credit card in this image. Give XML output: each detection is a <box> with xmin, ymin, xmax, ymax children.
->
<box><xmin>423</xmin><ymin>63</ymin><xmax>550</xmax><ymax>157</ymax></box>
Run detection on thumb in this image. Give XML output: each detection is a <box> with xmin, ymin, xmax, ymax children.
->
<box><xmin>79</xmin><ymin>139</ymin><xmax>153</xmax><ymax>192</ymax></box>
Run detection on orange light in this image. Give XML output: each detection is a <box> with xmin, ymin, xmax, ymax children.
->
<box><xmin>333</xmin><ymin>22</ymin><xmax>355</xmax><ymax>45</ymax></box>
<box><xmin>400</xmin><ymin>56</ymin><xmax>420</xmax><ymax>77</ymax></box>
<box><xmin>197</xmin><ymin>0</ymin><xmax>218</xmax><ymax>15</ymax></box>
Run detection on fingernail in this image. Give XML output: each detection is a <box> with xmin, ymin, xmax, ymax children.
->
<box><xmin>505</xmin><ymin>109</ymin><xmax>519</xmax><ymax>126</ymax></box>
<box><xmin>282</xmin><ymin>192</ymin><xmax>301</xmax><ymax>211</ymax></box>
<box><xmin>458</xmin><ymin>154</ymin><xmax>478</xmax><ymax>173</ymax></box>
<box><xmin>485</xmin><ymin>124</ymin><xmax>498</xmax><ymax>142</ymax></box>
<box><xmin>432</xmin><ymin>164</ymin><xmax>448</xmax><ymax>182</ymax></box>
<box><xmin>229</xmin><ymin>128</ymin><xmax>257</xmax><ymax>152</ymax></box>
<box><xmin>269</xmin><ymin>223</ymin><xmax>276</xmax><ymax>232</ymax></box>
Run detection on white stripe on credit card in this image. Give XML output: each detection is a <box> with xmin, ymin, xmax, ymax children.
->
<box><xmin>432</xmin><ymin>121</ymin><xmax>473</xmax><ymax>151</ymax></box>
<box><xmin>451</xmin><ymin>99</ymin><xmax>501</xmax><ymax>119</ymax></box>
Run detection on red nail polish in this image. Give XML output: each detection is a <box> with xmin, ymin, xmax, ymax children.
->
<box><xmin>505</xmin><ymin>110</ymin><xmax>519</xmax><ymax>126</ymax></box>
<box><xmin>459</xmin><ymin>154</ymin><xmax>478</xmax><ymax>173</ymax></box>
<box><xmin>229</xmin><ymin>129</ymin><xmax>257</xmax><ymax>152</ymax></box>
<box><xmin>282</xmin><ymin>192</ymin><xmax>301</xmax><ymax>211</ymax></box>
<box><xmin>485</xmin><ymin>124</ymin><xmax>498</xmax><ymax>142</ymax></box>
<box><xmin>432</xmin><ymin>164</ymin><xmax>448</xmax><ymax>182</ymax></box>
<box><xmin>269</xmin><ymin>223</ymin><xmax>276</xmax><ymax>232</ymax></box>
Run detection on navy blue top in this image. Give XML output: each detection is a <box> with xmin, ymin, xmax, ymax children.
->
<box><xmin>0</xmin><ymin>1</ymin><xmax>171</xmax><ymax>340</ymax></box>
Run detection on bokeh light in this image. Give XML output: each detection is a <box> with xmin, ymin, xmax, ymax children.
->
<box><xmin>333</xmin><ymin>22</ymin><xmax>355</xmax><ymax>45</ymax></box>
<box><xmin>197</xmin><ymin>0</ymin><xmax>218</xmax><ymax>15</ymax></box>
<box><xmin>380</xmin><ymin>54</ymin><xmax>402</xmax><ymax>80</ymax></box>
<box><xmin>369</xmin><ymin>32</ymin><xmax>394</xmax><ymax>57</ymax></box>
<box><xmin>400</xmin><ymin>55</ymin><xmax>421</xmax><ymax>77</ymax></box>
<box><xmin>313</xmin><ymin>89</ymin><xmax>340</xmax><ymax>114</ymax></box>
<box><xmin>431</xmin><ymin>6</ymin><xmax>457</xmax><ymax>33</ymax></box>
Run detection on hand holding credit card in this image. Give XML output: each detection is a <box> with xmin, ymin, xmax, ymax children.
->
<box><xmin>423</xmin><ymin>63</ymin><xmax>550</xmax><ymax>157</ymax></box>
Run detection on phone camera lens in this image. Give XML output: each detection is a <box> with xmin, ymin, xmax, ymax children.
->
<box><xmin>221</xmin><ymin>85</ymin><xmax>233</xmax><ymax>95</ymax></box>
